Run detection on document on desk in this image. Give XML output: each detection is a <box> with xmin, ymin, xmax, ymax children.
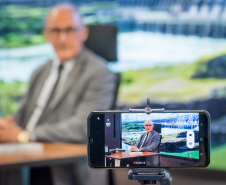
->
<box><xmin>129</xmin><ymin>152</ymin><xmax>142</xmax><ymax>155</ymax></box>
<box><xmin>0</xmin><ymin>142</ymin><xmax>44</xmax><ymax>154</ymax></box>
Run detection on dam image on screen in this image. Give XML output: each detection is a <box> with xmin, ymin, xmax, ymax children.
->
<box><xmin>105</xmin><ymin>113</ymin><xmax>200</xmax><ymax>167</ymax></box>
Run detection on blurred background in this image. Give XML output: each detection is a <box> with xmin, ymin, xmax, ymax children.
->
<box><xmin>0</xmin><ymin>0</ymin><xmax>226</xmax><ymax>182</ymax></box>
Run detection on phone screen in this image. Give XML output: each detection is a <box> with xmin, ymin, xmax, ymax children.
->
<box><xmin>88</xmin><ymin>111</ymin><xmax>210</xmax><ymax>168</ymax></box>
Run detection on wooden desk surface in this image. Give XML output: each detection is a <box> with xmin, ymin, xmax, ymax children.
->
<box><xmin>0</xmin><ymin>142</ymin><xmax>87</xmax><ymax>169</ymax></box>
<box><xmin>106</xmin><ymin>151</ymin><xmax>159</xmax><ymax>160</ymax></box>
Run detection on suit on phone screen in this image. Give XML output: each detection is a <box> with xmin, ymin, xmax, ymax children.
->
<box><xmin>136</xmin><ymin>130</ymin><xmax>161</xmax><ymax>153</ymax></box>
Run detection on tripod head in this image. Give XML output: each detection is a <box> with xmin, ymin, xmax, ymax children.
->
<box><xmin>128</xmin><ymin>168</ymin><xmax>172</xmax><ymax>185</ymax></box>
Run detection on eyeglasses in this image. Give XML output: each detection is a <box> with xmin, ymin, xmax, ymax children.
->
<box><xmin>144</xmin><ymin>124</ymin><xmax>153</xmax><ymax>127</ymax></box>
<box><xmin>45</xmin><ymin>26</ymin><xmax>83</xmax><ymax>38</ymax></box>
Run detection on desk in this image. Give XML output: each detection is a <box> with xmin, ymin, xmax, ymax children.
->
<box><xmin>105</xmin><ymin>151</ymin><xmax>159</xmax><ymax>167</ymax></box>
<box><xmin>0</xmin><ymin>142</ymin><xmax>87</xmax><ymax>169</ymax></box>
<box><xmin>0</xmin><ymin>142</ymin><xmax>87</xmax><ymax>185</ymax></box>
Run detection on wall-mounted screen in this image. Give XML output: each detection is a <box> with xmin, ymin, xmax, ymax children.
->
<box><xmin>1</xmin><ymin>0</ymin><xmax>225</xmax><ymax>171</ymax></box>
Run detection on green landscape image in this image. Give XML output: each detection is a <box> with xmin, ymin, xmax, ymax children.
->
<box><xmin>120</xmin><ymin>57</ymin><xmax>226</xmax><ymax>104</ymax></box>
<box><xmin>121</xmin><ymin>113</ymin><xmax>200</xmax><ymax>160</ymax></box>
<box><xmin>1</xmin><ymin>3</ymin><xmax>226</xmax><ymax>171</ymax></box>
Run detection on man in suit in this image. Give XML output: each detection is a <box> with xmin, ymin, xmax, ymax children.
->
<box><xmin>0</xmin><ymin>4</ymin><xmax>115</xmax><ymax>185</ymax></box>
<box><xmin>131</xmin><ymin>120</ymin><xmax>161</xmax><ymax>153</ymax></box>
<box><xmin>129</xmin><ymin>120</ymin><xmax>161</xmax><ymax>166</ymax></box>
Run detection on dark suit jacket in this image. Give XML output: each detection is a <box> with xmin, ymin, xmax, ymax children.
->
<box><xmin>136</xmin><ymin>130</ymin><xmax>161</xmax><ymax>153</ymax></box>
<box><xmin>14</xmin><ymin>47</ymin><xmax>115</xmax><ymax>144</ymax></box>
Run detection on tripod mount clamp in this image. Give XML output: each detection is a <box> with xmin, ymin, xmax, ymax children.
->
<box><xmin>129</xmin><ymin>98</ymin><xmax>164</xmax><ymax>115</ymax></box>
<box><xmin>128</xmin><ymin>168</ymin><xmax>172</xmax><ymax>185</ymax></box>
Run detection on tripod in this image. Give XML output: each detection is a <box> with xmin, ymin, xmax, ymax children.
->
<box><xmin>128</xmin><ymin>168</ymin><xmax>172</xmax><ymax>185</ymax></box>
<box><xmin>128</xmin><ymin>99</ymin><xmax>172</xmax><ymax>184</ymax></box>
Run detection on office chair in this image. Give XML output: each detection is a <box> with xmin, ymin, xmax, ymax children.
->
<box><xmin>153</xmin><ymin>124</ymin><xmax>162</xmax><ymax>165</ymax></box>
<box><xmin>85</xmin><ymin>24</ymin><xmax>120</xmax><ymax>185</ymax></box>
<box><xmin>85</xmin><ymin>24</ymin><xmax>120</xmax><ymax>109</ymax></box>
<box><xmin>85</xmin><ymin>24</ymin><xmax>117</xmax><ymax>62</ymax></box>
<box><xmin>153</xmin><ymin>124</ymin><xmax>162</xmax><ymax>153</ymax></box>
<box><xmin>153</xmin><ymin>124</ymin><xmax>161</xmax><ymax>134</ymax></box>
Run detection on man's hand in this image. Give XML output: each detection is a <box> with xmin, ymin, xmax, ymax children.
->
<box><xmin>0</xmin><ymin>116</ymin><xmax>22</xmax><ymax>143</ymax></box>
<box><xmin>130</xmin><ymin>145</ymin><xmax>139</xmax><ymax>152</ymax></box>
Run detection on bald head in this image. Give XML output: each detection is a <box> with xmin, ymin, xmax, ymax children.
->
<box><xmin>44</xmin><ymin>4</ymin><xmax>89</xmax><ymax>62</ymax></box>
<box><xmin>46</xmin><ymin>4</ymin><xmax>83</xmax><ymax>28</ymax></box>
<box><xmin>144</xmin><ymin>120</ymin><xmax>154</xmax><ymax>133</ymax></box>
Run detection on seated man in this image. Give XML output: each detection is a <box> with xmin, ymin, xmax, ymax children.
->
<box><xmin>131</xmin><ymin>120</ymin><xmax>161</xmax><ymax>153</ymax></box>
<box><xmin>0</xmin><ymin>4</ymin><xmax>115</xmax><ymax>185</ymax></box>
<box><xmin>120</xmin><ymin>120</ymin><xmax>161</xmax><ymax>167</ymax></box>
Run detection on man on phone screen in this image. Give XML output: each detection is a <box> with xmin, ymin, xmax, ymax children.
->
<box><xmin>131</xmin><ymin>120</ymin><xmax>161</xmax><ymax>153</ymax></box>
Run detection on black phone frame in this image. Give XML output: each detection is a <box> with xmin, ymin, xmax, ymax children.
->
<box><xmin>88</xmin><ymin>99</ymin><xmax>210</xmax><ymax>169</ymax></box>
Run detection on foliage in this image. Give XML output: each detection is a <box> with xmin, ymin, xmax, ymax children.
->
<box><xmin>118</xmin><ymin>62</ymin><xmax>226</xmax><ymax>104</ymax></box>
<box><xmin>0</xmin><ymin>81</ymin><xmax>27</xmax><ymax>116</ymax></box>
<box><xmin>0</xmin><ymin>5</ymin><xmax>48</xmax><ymax>48</ymax></box>
<box><xmin>122</xmin><ymin>122</ymin><xmax>145</xmax><ymax>132</ymax></box>
<box><xmin>122</xmin><ymin>137</ymin><xmax>139</xmax><ymax>146</ymax></box>
<box><xmin>192</xmin><ymin>50</ymin><xmax>226</xmax><ymax>79</ymax></box>
<box><xmin>121</xmin><ymin>72</ymin><xmax>135</xmax><ymax>85</ymax></box>
<box><xmin>0</xmin><ymin>3</ymin><xmax>119</xmax><ymax>48</ymax></box>
<box><xmin>208</xmin><ymin>145</ymin><xmax>226</xmax><ymax>171</ymax></box>
<box><xmin>162</xmin><ymin>133</ymin><xmax>178</xmax><ymax>140</ymax></box>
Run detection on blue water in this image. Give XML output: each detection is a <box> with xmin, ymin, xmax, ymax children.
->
<box><xmin>1</xmin><ymin>32</ymin><xmax>226</xmax><ymax>82</ymax></box>
<box><xmin>0</xmin><ymin>43</ymin><xmax>55</xmax><ymax>82</ymax></box>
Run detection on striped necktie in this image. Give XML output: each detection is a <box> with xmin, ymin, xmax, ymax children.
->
<box><xmin>39</xmin><ymin>64</ymin><xmax>64</xmax><ymax>118</ymax></box>
<box><xmin>139</xmin><ymin>132</ymin><xmax>150</xmax><ymax>149</ymax></box>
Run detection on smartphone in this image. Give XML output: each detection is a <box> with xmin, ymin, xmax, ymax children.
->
<box><xmin>88</xmin><ymin>110</ymin><xmax>210</xmax><ymax>168</ymax></box>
